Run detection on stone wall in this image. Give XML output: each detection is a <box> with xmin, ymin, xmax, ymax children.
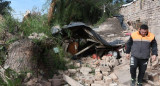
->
<box><xmin>120</xmin><ymin>0</ymin><xmax>160</xmax><ymax>41</ymax></box>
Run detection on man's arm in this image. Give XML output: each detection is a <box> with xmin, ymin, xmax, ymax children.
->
<box><xmin>151</xmin><ymin>37</ymin><xmax>158</xmax><ymax>56</ymax></box>
<box><xmin>126</xmin><ymin>36</ymin><xmax>133</xmax><ymax>54</ymax></box>
<box><xmin>126</xmin><ymin>36</ymin><xmax>133</xmax><ymax>59</ymax></box>
<box><xmin>151</xmin><ymin>37</ymin><xmax>158</xmax><ymax>62</ymax></box>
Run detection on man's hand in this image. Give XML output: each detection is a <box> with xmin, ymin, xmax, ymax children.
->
<box><xmin>151</xmin><ymin>55</ymin><xmax>156</xmax><ymax>62</ymax></box>
<box><xmin>126</xmin><ymin>54</ymin><xmax>130</xmax><ymax>60</ymax></box>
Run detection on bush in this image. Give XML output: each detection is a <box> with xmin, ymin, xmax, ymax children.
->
<box><xmin>20</xmin><ymin>14</ymin><xmax>51</xmax><ymax>38</ymax></box>
<box><xmin>0</xmin><ymin>67</ymin><xmax>24</xmax><ymax>86</ymax></box>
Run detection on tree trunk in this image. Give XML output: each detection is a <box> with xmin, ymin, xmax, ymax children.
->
<box><xmin>4</xmin><ymin>39</ymin><xmax>39</xmax><ymax>73</ymax></box>
<box><xmin>48</xmin><ymin>0</ymin><xmax>56</xmax><ymax>25</ymax></box>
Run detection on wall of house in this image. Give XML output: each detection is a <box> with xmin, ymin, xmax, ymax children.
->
<box><xmin>120</xmin><ymin>0</ymin><xmax>160</xmax><ymax>41</ymax></box>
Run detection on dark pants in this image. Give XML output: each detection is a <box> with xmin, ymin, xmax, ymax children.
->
<box><xmin>130</xmin><ymin>56</ymin><xmax>148</xmax><ymax>83</ymax></box>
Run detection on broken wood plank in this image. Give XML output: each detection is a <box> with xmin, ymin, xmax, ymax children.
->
<box><xmin>63</xmin><ymin>74</ymin><xmax>83</xmax><ymax>86</ymax></box>
<box><xmin>75</xmin><ymin>43</ymin><xmax>96</xmax><ymax>56</ymax></box>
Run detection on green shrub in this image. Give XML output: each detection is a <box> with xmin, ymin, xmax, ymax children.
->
<box><xmin>0</xmin><ymin>15</ymin><xmax>20</xmax><ymax>34</ymax></box>
<box><xmin>20</xmin><ymin>15</ymin><xmax>51</xmax><ymax>38</ymax></box>
<box><xmin>0</xmin><ymin>68</ymin><xmax>24</xmax><ymax>86</ymax></box>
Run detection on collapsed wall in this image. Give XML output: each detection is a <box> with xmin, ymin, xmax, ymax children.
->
<box><xmin>120</xmin><ymin>0</ymin><xmax>160</xmax><ymax>41</ymax></box>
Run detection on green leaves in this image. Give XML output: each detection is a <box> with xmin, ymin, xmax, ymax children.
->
<box><xmin>0</xmin><ymin>0</ymin><xmax>12</xmax><ymax>15</ymax></box>
<box><xmin>48</xmin><ymin>0</ymin><xmax>124</xmax><ymax>26</ymax></box>
<box><xmin>51</xmin><ymin>0</ymin><xmax>102</xmax><ymax>25</ymax></box>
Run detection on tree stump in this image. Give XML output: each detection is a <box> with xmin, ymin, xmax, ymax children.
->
<box><xmin>4</xmin><ymin>39</ymin><xmax>39</xmax><ymax>73</ymax></box>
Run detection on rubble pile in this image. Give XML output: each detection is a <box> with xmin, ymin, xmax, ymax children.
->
<box><xmin>63</xmin><ymin>54</ymin><xmax>128</xmax><ymax>86</ymax></box>
<box><xmin>62</xmin><ymin>54</ymin><xmax>160</xmax><ymax>86</ymax></box>
<box><xmin>60</xmin><ymin>23</ymin><xmax>160</xmax><ymax>86</ymax></box>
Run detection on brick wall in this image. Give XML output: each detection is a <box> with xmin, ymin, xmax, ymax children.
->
<box><xmin>120</xmin><ymin>0</ymin><xmax>160</xmax><ymax>42</ymax></box>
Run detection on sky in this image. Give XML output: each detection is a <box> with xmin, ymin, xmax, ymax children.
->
<box><xmin>8</xmin><ymin>0</ymin><xmax>47</xmax><ymax>21</ymax></box>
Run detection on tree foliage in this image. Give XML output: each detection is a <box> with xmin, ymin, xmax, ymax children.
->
<box><xmin>47</xmin><ymin>0</ymin><xmax>124</xmax><ymax>26</ymax></box>
<box><xmin>0</xmin><ymin>0</ymin><xmax>11</xmax><ymax>15</ymax></box>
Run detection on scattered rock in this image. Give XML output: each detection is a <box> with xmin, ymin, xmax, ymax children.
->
<box><xmin>68</xmin><ymin>69</ymin><xmax>77</xmax><ymax>74</ymax></box>
<box><xmin>94</xmin><ymin>74</ymin><xmax>103</xmax><ymax>81</ymax></box>
<box><xmin>148</xmin><ymin>72</ymin><xmax>159</xmax><ymax>82</ymax></box>
<box><xmin>109</xmin><ymin>73</ymin><xmax>118</xmax><ymax>81</ymax></box>
<box><xmin>49</xmin><ymin>79</ymin><xmax>63</xmax><ymax>86</ymax></box>
<box><xmin>74</xmin><ymin>62</ymin><xmax>81</xmax><ymax>67</ymax></box>
<box><xmin>103</xmin><ymin>76</ymin><xmax>112</xmax><ymax>84</ymax></box>
<box><xmin>80</xmin><ymin>67</ymin><xmax>92</xmax><ymax>75</ymax></box>
<box><xmin>94</xmin><ymin>80</ymin><xmax>105</xmax><ymax>84</ymax></box>
<box><xmin>100</xmin><ymin>66</ymin><xmax>111</xmax><ymax>72</ymax></box>
<box><xmin>25</xmin><ymin>78</ymin><xmax>38</xmax><ymax>86</ymax></box>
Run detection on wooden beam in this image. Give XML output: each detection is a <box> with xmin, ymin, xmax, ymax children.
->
<box><xmin>75</xmin><ymin>43</ymin><xmax>96</xmax><ymax>56</ymax></box>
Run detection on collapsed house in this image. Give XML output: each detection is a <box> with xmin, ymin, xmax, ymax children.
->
<box><xmin>52</xmin><ymin>22</ymin><xmax>126</xmax><ymax>59</ymax></box>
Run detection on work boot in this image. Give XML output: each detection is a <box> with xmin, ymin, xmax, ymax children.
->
<box><xmin>130</xmin><ymin>79</ymin><xmax>136</xmax><ymax>86</ymax></box>
<box><xmin>137</xmin><ymin>83</ymin><xmax>142</xmax><ymax>86</ymax></box>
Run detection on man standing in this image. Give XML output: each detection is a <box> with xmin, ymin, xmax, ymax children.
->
<box><xmin>126</xmin><ymin>24</ymin><xmax>158</xmax><ymax>86</ymax></box>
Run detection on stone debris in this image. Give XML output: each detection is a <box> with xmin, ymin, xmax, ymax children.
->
<box><xmin>28</xmin><ymin>32</ymin><xmax>48</xmax><ymax>40</ymax></box>
<box><xmin>80</xmin><ymin>67</ymin><xmax>92</xmax><ymax>75</ymax></box>
<box><xmin>68</xmin><ymin>69</ymin><xmax>77</xmax><ymax>74</ymax></box>
<box><xmin>109</xmin><ymin>73</ymin><xmax>118</xmax><ymax>81</ymax></box>
<box><xmin>60</xmin><ymin>51</ymin><xmax>160</xmax><ymax>86</ymax></box>
<box><xmin>49</xmin><ymin>79</ymin><xmax>64</xmax><ymax>86</ymax></box>
<box><xmin>147</xmin><ymin>72</ymin><xmax>159</xmax><ymax>82</ymax></box>
<box><xmin>74</xmin><ymin>62</ymin><xmax>81</xmax><ymax>67</ymax></box>
<box><xmin>103</xmin><ymin>76</ymin><xmax>112</xmax><ymax>84</ymax></box>
<box><xmin>94</xmin><ymin>73</ymin><xmax>103</xmax><ymax>81</ymax></box>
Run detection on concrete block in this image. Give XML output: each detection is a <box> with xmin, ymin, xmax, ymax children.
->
<box><xmin>80</xmin><ymin>67</ymin><xmax>92</xmax><ymax>75</ymax></box>
<box><xmin>109</xmin><ymin>73</ymin><xmax>118</xmax><ymax>81</ymax></box>
<box><xmin>103</xmin><ymin>76</ymin><xmax>112</xmax><ymax>84</ymax></box>
<box><xmin>91</xmin><ymin>64</ymin><xmax>96</xmax><ymax>68</ymax></box>
<box><xmin>100</xmin><ymin>60</ymin><xmax>107</xmax><ymax>66</ymax></box>
<box><xmin>95</xmin><ymin>68</ymin><xmax>101</xmax><ymax>72</ymax></box>
<box><xmin>95</xmin><ymin>74</ymin><xmax>103</xmax><ymax>81</ymax></box>
<box><xmin>74</xmin><ymin>62</ymin><xmax>81</xmax><ymax>67</ymax></box>
<box><xmin>100</xmin><ymin>66</ymin><xmax>111</xmax><ymax>72</ymax></box>
<box><xmin>79</xmin><ymin>76</ymin><xmax>86</xmax><ymax>83</ymax></box>
<box><xmin>68</xmin><ymin>69</ymin><xmax>77</xmax><ymax>74</ymax></box>
<box><xmin>146</xmin><ymin>80</ymin><xmax>155</xmax><ymax>86</ymax></box>
<box><xmin>85</xmin><ymin>79</ymin><xmax>93</xmax><ymax>85</ymax></box>
<box><xmin>148</xmin><ymin>72</ymin><xmax>159</xmax><ymax>81</ymax></box>
<box><xmin>94</xmin><ymin>80</ymin><xmax>104</xmax><ymax>84</ymax></box>
<box><xmin>102</xmin><ymin>71</ymin><xmax>109</xmax><ymax>76</ymax></box>
<box><xmin>49</xmin><ymin>79</ymin><xmax>62</xmax><ymax>86</ymax></box>
<box><xmin>84</xmin><ymin>75</ymin><xmax>95</xmax><ymax>85</ymax></box>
